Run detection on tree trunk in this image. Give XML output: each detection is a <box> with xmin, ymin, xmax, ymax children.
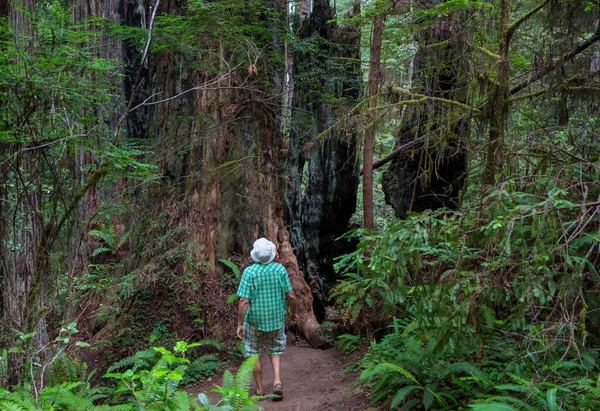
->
<box><xmin>483</xmin><ymin>0</ymin><xmax>511</xmax><ymax>186</ymax></box>
<box><xmin>382</xmin><ymin>11</ymin><xmax>469</xmax><ymax>219</ymax></box>
<box><xmin>363</xmin><ymin>14</ymin><xmax>384</xmax><ymax>230</ymax></box>
<box><xmin>285</xmin><ymin>0</ymin><xmax>362</xmax><ymax>320</ymax></box>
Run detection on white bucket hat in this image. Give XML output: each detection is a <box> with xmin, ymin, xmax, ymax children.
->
<box><xmin>250</xmin><ymin>238</ymin><xmax>276</xmax><ymax>264</ymax></box>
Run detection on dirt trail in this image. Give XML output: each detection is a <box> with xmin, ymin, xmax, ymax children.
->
<box><xmin>189</xmin><ymin>341</ymin><xmax>377</xmax><ymax>411</ymax></box>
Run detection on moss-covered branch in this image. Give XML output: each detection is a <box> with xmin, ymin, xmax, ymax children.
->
<box><xmin>506</xmin><ymin>0</ymin><xmax>550</xmax><ymax>44</ymax></box>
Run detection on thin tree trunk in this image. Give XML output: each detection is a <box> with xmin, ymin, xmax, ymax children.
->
<box><xmin>364</xmin><ymin>14</ymin><xmax>384</xmax><ymax>230</ymax></box>
<box><xmin>483</xmin><ymin>0</ymin><xmax>510</xmax><ymax>186</ymax></box>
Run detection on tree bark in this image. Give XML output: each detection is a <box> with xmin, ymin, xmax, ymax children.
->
<box><xmin>482</xmin><ymin>0</ymin><xmax>511</xmax><ymax>186</ymax></box>
<box><xmin>363</xmin><ymin>14</ymin><xmax>384</xmax><ymax>230</ymax></box>
<box><xmin>286</xmin><ymin>0</ymin><xmax>362</xmax><ymax>319</ymax></box>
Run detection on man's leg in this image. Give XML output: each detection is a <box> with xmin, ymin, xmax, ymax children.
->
<box><xmin>253</xmin><ymin>355</ymin><xmax>263</xmax><ymax>394</ymax></box>
<box><xmin>269</xmin><ymin>354</ymin><xmax>281</xmax><ymax>386</ymax></box>
<box><xmin>266</xmin><ymin>327</ymin><xmax>286</xmax><ymax>400</ymax></box>
<box><xmin>243</xmin><ymin>323</ymin><xmax>263</xmax><ymax>394</ymax></box>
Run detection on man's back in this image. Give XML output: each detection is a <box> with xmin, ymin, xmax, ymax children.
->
<box><xmin>237</xmin><ymin>261</ymin><xmax>292</xmax><ymax>332</ymax></box>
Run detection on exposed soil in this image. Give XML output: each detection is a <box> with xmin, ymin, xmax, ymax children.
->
<box><xmin>189</xmin><ymin>340</ymin><xmax>378</xmax><ymax>411</ymax></box>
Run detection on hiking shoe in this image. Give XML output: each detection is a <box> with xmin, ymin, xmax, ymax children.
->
<box><xmin>273</xmin><ymin>383</ymin><xmax>283</xmax><ymax>401</ymax></box>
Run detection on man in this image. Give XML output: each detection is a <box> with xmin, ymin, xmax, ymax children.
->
<box><xmin>236</xmin><ymin>237</ymin><xmax>298</xmax><ymax>400</ymax></box>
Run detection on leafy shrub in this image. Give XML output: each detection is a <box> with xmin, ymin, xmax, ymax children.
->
<box><xmin>334</xmin><ymin>185</ymin><xmax>600</xmax><ymax>409</ymax></box>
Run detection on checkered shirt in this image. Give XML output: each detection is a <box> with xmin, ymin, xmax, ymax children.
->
<box><xmin>237</xmin><ymin>262</ymin><xmax>293</xmax><ymax>332</ymax></box>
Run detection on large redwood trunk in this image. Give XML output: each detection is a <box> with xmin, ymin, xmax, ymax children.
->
<box><xmin>183</xmin><ymin>74</ymin><xmax>328</xmax><ymax>347</ymax></box>
<box><xmin>113</xmin><ymin>0</ymin><xmax>332</xmax><ymax>347</ymax></box>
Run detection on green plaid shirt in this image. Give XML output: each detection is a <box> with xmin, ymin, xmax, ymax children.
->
<box><xmin>237</xmin><ymin>262</ymin><xmax>293</xmax><ymax>332</ymax></box>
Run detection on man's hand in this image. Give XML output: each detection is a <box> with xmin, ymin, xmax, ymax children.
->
<box><xmin>236</xmin><ymin>324</ymin><xmax>245</xmax><ymax>339</ymax></box>
<box><xmin>286</xmin><ymin>291</ymin><xmax>298</xmax><ymax>322</ymax></box>
<box><xmin>237</xmin><ymin>298</ymin><xmax>249</xmax><ymax>340</ymax></box>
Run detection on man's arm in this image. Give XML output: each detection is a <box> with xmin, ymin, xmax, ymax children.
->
<box><xmin>236</xmin><ymin>298</ymin><xmax>250</xmax><ymax>339</ymax></box>
<box><xmin>286</xmin><ymin>291</ymin><xmax>298</xmax><ymax>321</ymax></box>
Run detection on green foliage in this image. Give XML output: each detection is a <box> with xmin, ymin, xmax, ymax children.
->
<box><xmin>357</xmin><ymin>325</ymin><xmax>488</xmax><ymax>410</ymax></box>
<box><xmin>104</xmin><ymin>340</ymin><xmax>232</xmax><ymax>410</ymax></box>
<box><xmin>335</xmin><ymin>333</ymin><xmax>362</xmax><ymax>355</ymax></box>
<box><xmin>106</xmin><ymin>339</ymin><xmax>223</xmax><ymax>389</ymax></box>
<box><xmin>217</xmin><ymin>259</ymin><xmax>241</xmax><ymax>282</ymax></box>
<box><xmin>0</xmin><ymin>342</ymin><xmax>260</xmax><ymax>410</ymax></box>
<box><xmin>198</xmin><ymin>356</ymin><xmax>264</xmax><ymax>411</ymax></box>
<box><xmin>0</xmin><ymin>381</ymin><xmax>119</xmax><ymax>411</ymax></box>
<box><xmin>180</xmin><ymin>355</ymin><xmax>223</xmax><ymax>386</ymax></box>
<box><xmin>335</xmin><ymin>182</ymin><xmax>600</xmax><ymax>408</ymax></box>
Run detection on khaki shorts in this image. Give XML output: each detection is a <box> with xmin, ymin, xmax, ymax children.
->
<box><xmin>243</xmin><ymin>323</ymin><xmax>286</xmax><ymax>356</ymax></box>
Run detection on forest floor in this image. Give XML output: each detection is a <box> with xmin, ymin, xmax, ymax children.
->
<box><xmin>188</xmin><ymin>339</ymin><xmax>379</xmax><ymax>411</ymax></box>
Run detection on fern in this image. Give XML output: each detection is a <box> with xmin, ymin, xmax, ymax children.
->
<box><xmin>335</xmin><ymin>334</ymin><xmax>361</xmax><ymax>355</ymax></box>
<box><xmin>440</xmin><ymin>362</ymin><xmax>486</xmax><ymax>379</ymax></box>
<box><xmin>468</xmin><ymin>403</ymin><xmax>520</xmax><ymax>411</ymax></box>
<box><xmin>470</xmin><ymin>396</ymin><xmax>538</xmax><ymax>411</ymax></box>
<box><xmin>208</xmin><ymin>356</ymin><xmax>263</xmax><ymax>411</ymax></box>
<box><xmin>390</xmin><ymin>385</ymin><xmax>422</xmax><ymax>408</ymax></box>
<box><xmin>106</xmin><ymin>348</ymin><xmax>159</xmax><ymax>373</ymax></box>
<box><xmin>0</xmin><ymin>400</ymin><xmax>30</xmax><ymax>411</ymax></box>
<box><xmin>217</xmin><ymin>259</ymin><xmax>241</xmax><ymax>281</ymax></box>
<box><xmin>361</xmin><ymin>363</ymin><xmax>419</xmax><ymax>385</ymax></box>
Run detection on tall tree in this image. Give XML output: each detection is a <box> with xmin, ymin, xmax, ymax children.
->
<box><xmin>364</xmin><ymin>11</ymin><xmax>385</xmax><ymax>230</ymax></box>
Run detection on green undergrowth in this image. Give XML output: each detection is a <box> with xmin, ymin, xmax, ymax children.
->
<box><xmin>0</xmin><ymin>333</ymin><xmax>262</xmax><ymax>411</ymax></box>
<box><xmin>332</xmin><ymin>184</ymin><xmax>600</xmax><ymax>410</ymax></box>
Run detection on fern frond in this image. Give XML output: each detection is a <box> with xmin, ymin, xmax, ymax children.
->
<box><xmin>390</xmin><ymin>385</ymin><xmax>422</xmax><ymax>408</ymax></box>
<box><xmin>116</xmin><ymin>229</ymin><xmax>132</xmax><ymax>250</ymax></box>
<box><xmin>360</xmin><ymin>363</ymin><xmax>419</xmax><ymax>385</ymax></box>
<box><xmin>0</xmin><ymin>400</ymin><xmax>29</xmax><ymax>411</ymax></box>
<box><xmin>40</xmin><ymin>383</ymin><xmax>93</xmax><ymax>410</ymax></box>
<box><xmin>423</xmin><ymin>384</ymin><xmax>437</xmax><ymax>410</ymax></box>
<box><xmin>222</xmin><ymin>370</ymin><xmax>234</xmax><ymax>390</ymax></box>
<box><xmin>234</xmin><ymin>356</ymin><xmax>258</xmax><ymax>395</ymax></box>
<box><xmin>195</xmin><ymin>339</ymin><xmax>225</xmax><ymax>351</ymax></box>
<box><xmin>476</xmin><ymin>395</ymin><xmax>537</xmax><ymax>411</ymax></box>
<box><xmin>88</xmin><ymin>229</ymin><xmax>115</xmax><ymax>248</ymax></box>
<box><xmin>494</xmin><ymin>384</ymin><xmax>529</xmax><ymax>393</ymax></box>
<box><xmin>468</xmin><ymin>403</ymin><xmax>520</xmax><ymax>411</ymax></box>
<box><xmin>218</xmin><ymin>259</ymin><xmax>241</xmax><ymax>281</ymax></box>
<box><xmin>106</xmin><ymin>349</ymin><xmax>159</xmax><ymax>373</ymax></box>
<box><xmin>168</xmin><ymin>391</ymin><xmax>191</xmax><ymax>410</ymax></box>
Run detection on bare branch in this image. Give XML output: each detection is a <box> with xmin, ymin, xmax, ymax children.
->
<box><xmin>360</xmin><ymin>139</ymin><xmax>420</xmax><ymax>175</ymax></box>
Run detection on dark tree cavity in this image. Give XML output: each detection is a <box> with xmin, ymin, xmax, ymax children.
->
<box><xmin>382</xmin><ymin>14</ymin><xmax>469</xmax><ymax>218</ymax></box>
<box><xmin>285</xmin><ymin>0</ymin><xmax>362</xmax><ymax>320</ymax></box>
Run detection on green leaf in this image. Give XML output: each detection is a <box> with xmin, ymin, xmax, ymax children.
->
<box><xmin>546</xmin><ymin>387</ymin><xmax>558</xmax><ymax>411</ymax></box>
<box><xmin>227</xmin><ymin>293</ymin><xmax>240</xmax><ymax>304</ymax></box>
<box><xmin>469</xmin><ymin>404</ymin><xmax>519</xmax><ymax>411</ymax></box>
<box><xmin>218</xmin><ymin>259</ymin><xmax>241</xmax><ymax>281</ymax></box>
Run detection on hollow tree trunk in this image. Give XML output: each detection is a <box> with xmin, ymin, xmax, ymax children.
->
<box><xmin>286</xmin><ymin>0</ymin><xmax>362</xmax><ymax>320</ymax></box>
<box><xmin>382</xmin><ymin>10</ymin><xmax>469</xmax><ymax>218</ymax></box>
